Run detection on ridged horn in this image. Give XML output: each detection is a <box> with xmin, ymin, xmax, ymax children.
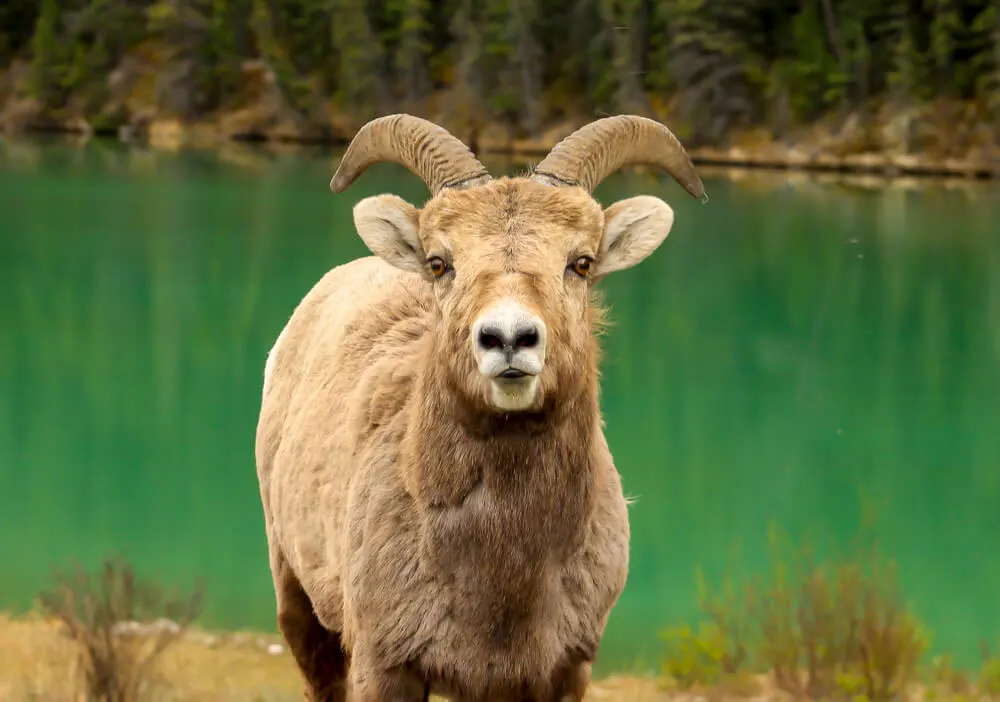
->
<box><xmin>329</xmin><ymin>114</ymin><xmax>491</xmax><ymax>196</ymax></box>
<box><xmin>532</xmin><ymin>115</ymin><xmax>708</xmax><ymax>202</ymax></box>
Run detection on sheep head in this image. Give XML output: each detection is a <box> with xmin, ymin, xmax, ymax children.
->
<box><xmin>330</xmin><ymin>113</ymin><xmax>706</xmax><ymax>416</ymax></box>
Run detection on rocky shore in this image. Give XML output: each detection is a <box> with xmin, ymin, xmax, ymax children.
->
<box><xmin>3</xmin><ymin>56</ymin><xmax>1000</xmax><ymax>180</ymax></box>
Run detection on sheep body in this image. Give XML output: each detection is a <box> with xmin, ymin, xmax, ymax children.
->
<box><xmin>255</xmin><ymin>112</ymin><xmax>706</xmax><ymax>702</ymax></box>
<box><xmin>257</xmin><ymin>255</ymin><xmax>630</xmax><ymax>700</ymax></box>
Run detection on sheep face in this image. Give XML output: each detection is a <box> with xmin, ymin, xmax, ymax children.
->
<box><xmin>353</xmin><ymin>177</ymin><xmax>676</xmax><ymax>414</ymax></box>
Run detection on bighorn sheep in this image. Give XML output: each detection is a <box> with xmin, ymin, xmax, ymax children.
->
<box><xmin>255</xmin><ymin>113</ymin><xmax>706</xmax><ymax>701</ymax></box>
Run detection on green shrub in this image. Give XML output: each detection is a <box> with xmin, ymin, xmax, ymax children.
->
<box><xmin>660</xmin><ymin>515</ymin><xmax>930</xmax><ymax>700</ymax></box>
<box><xmin>980</xmin><ymin>641</ymin><xmax>1000</xmax><ymax>697</ymax></box>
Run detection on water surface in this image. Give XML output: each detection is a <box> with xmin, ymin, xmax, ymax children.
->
<box><xmin>1</xmin><ymin>140</ymin><xmax>998</xmax><ymax>672</ymax></box>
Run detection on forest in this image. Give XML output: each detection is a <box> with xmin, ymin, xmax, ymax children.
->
<box><xmin>0</xmin><ymin>0</ymin><xmax>999</xmax><ymax>149</ymax></box>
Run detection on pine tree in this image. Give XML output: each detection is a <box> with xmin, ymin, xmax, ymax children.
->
<box><xmin>247</xmin><ymin>0</ymin><xmax>313</xmax><ymax>111</ymax></box>
<box><xmin>657</xmin><ymin>0</ymin><xmax>767</xmax><ymax>142</ymax></box>
<box><xmin>606</xmin><ymin>0</ymin><xmax>648</xmax><ymax>114</ymax></box>
<box><xmin>836</xmin><ymin>0</ymin><xmax>875</xmax><ymax>103</ymax></box>
<box><xmin>447</xmin><ymin>0</ymin><xmax>486</xmax><ymax>130</ymax></box>
<box><xmin>330</xmin><ymin>0</ymin><xmax>391</xmax><ymax>116</ymax></box>
<box><xmin>507</xmin><ymin>0</ymin><xmax>543</xmax><ymax>132</ymax></box>
<box><xmin>145</xmin><ymin>0</ymin><xmax>216</xmax><ymax>117</ymax></box>
<box><xmin>889</xmin><ymin>12</ymin><xmax>923</xmax><ymax>101</ymax></box>
<box><xmin>208</xmin><ymin>0</ymin><xmax>247</xmax><ymax>104</ymax></box>
<box><xmin>970</xmin><ymin>0</ymin><xmax>1000</xmax><ymax>118</ymax></box>
<box><xmin>928</xmin><ymin>0</ymin><xmax>963</xmax><ymax>94</ymax></box>
<box><xmin>390</xmin><ymin>0</ymin><xmax>432</xmax><ymax>108</ymax></box>
<box><xmin>5</xmin><ymin>0</ymin><xmax>1000</xmax><ymax>147</ymax></box>
<box><xmin>30</xmin><ymin>0</ymin><xmax>63</xmax><ymax>105</ymax></box>
<box><xmin>477</xmin><ymin>0</ymin><xmax>543</xmax><ymax>131</ymax></box>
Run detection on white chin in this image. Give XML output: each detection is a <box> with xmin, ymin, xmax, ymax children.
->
<box><xmin>489</xmin><ymin>377</ymin><xmax>540</xmax><ymax>411</ymax></box>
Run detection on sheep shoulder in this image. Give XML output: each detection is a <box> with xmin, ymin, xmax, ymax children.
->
<box><xmin>255</xmin><ymin>255</ymin><xmax>433</xmax><ymax>632</ymax></box>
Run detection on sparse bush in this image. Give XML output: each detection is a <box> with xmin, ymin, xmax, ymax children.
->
<box><xmin>926</xmin><ymin>654</ymin><xmax>973</xmax><ymax>700</ymax></box>
<box><xmin>660</xmin><ymin>569</ymin><xmax>749</xmax><ymax>691</ymax></box>
<box><xmin>748</xmin><ymin>520</ymin><xmax>928</xmax><ymax>699</ymax></box>
<box><xmin>660</xmin><ymin>513</ymin><xmax>930</xmax><ymax>700</ymax></box>
<box><xmin>37</xmin><ymin>556</ymin><xmax>204</xmax><ymax>702</ymax></box>
<box><xmin>660</xmin><ymin>622</ymin><xmax>730</xmax><ymax>690</ymax></box>
<box><xmin>979</xmin><ymin>641</ymin><xmax>1000</xmax><ymax>698</ymax></box>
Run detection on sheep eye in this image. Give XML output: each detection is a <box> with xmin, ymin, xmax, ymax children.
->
<box><xmin>569</xmin><ymin>256</ymin><xmax>593</xmax><ymax>278</ymax></box>
<box><xmin>427</xmin><ymin>257</ymin><xmax>450</xmax><ymax>278</ymax></box>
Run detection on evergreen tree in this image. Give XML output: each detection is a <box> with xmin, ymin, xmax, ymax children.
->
<box><xmin>884</xmin><ymin>0</ymin><xmax>926</xmax><ymax>102</ymax></box>
<box><xmin>30</xmin><ymin>0</ymin><xmax>63</xmax><ymax>104</ymax></box>
<box><xmin>0</xmin><ymin>1</ymin><xmax>38</xmax><ymax>63</ymax></box>
<box><xmin>390</xmin><ymin>0</ymin><xmax>432</xmax><ymax>108</ymax></box>
<box><xmin>446</xmin><ymin>0</ymin><xmax>486</xmax><ymax>130</ymax></box>
<box><xmin>928</xmin><ymin>0</ymin><xmax>963</xmax><ymax>93</ymax></box>
<box><xmin>605</xmin><ymin>0</ymin><xmax>647</xmax><ymax>114</ymax></box>
<box><xmin>970</xmin><ymin>0</ymin><xmax>1000</xmax><ymax>117</ymax></box>
<box><xmin>657</xmin><ymin>0</ymin><xmax>767</xmax><ymax>142</ymax></box>
<box><xmin>331</xmin><ymin>0</ymin><xmax>391</xmax><ymax>117</ymax></box>
<box><xmin>478</xmin><ymin>0</ymin><xmax>543</xmax><ymax>130</ymax></box>
<box><xmin>3</xmin><ymin>0</ymin><xmax>1000</xmax><ymax>142</ymax></box>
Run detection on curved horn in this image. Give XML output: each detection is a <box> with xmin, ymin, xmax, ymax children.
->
<box><xmin>330</xmin><ymin>114</ymin><xmax>492</xmax><ymax>196</ymax></box>
<box><xmin>532</xmin><ymin>115</ymin><xmax>707</xmax><ymax>202</ymax></box>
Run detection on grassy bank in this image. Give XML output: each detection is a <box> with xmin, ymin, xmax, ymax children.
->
<box><xmin>0</xmin><ymin>611</ymin><xmax>302</xmax><ymax>702</ymax></box>
<box><xmin>0</xmin><ymin>559</ymin><xmax>668</xmax><ymax>701</ymax></box>
<box><xmin>0</xmin><ymin>612</ymin><xmax>667</xmax><ymax>701</ymax></box>
<box><xmin>4</xmin><ymin>606</ymin><xmax>997</xmax><ymax>701</ymax></box>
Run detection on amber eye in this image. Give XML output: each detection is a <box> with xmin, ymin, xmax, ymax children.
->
<box><xmin>427</xmin><ymin>257</ymin><xmax>450</xmax><ymax>278</ymax></box>
<box><xmin>570</xmin><ymin>256</ymin><xmax>593</xmax><ymax>278</ymax></box>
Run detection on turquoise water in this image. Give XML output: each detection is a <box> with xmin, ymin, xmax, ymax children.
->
<box><xmin>1</xmin><ymin>139</ymin><xmax>998</xmax><ymax>673</ymax></box>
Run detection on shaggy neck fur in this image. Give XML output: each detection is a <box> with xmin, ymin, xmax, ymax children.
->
<box><xmin>400</xmin><ymin>323</ymin><xmax>603</xmax><ymax>637</ymax></box>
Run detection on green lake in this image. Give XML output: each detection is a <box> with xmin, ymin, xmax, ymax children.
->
<box><xmin>1</xmin><ymin>139</ymin><xmax>998</xmax><ymax>674</ymax></box>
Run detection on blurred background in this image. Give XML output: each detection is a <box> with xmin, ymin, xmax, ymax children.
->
<box><xmin>1</xmin><ymin>1</ymin><xmax>1000</xmax><ymax>700</ymax></box>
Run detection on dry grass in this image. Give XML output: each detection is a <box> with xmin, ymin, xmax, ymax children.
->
<box><xmin>0</xmin><ymin>557</ymin><xmax>674</xmax><ymax>701</ymax></box>
<box><xmin>0</xmin><ymin>611</ymin><xmax>675</xmax><ymax>702</ymax></box>
<box><xmin>0</xmin><ymin>610</ymin><xmax>308</xmax><ymax>700</ymax></box>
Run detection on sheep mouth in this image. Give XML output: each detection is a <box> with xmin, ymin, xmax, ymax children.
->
<box><xmin>497</xmin><ymin>368</ymin><xmax>529</xmax><ymax>379</ymax></box>
<box><xmin>487</xmin><ymin>371</ymin><xmax>540</xmax><ymax>411</ymax></box>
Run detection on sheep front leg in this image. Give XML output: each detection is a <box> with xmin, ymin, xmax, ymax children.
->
<box><xmin>553</xmin><ymin>661</ymin><xmax>591</xmax><ymax>702</ymax></box>
<box><xmin>348</xmin><ymin>661</ymin><xmax>428</xmax><ymax>702</ymax></box>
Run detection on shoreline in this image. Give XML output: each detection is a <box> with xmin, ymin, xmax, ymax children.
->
<box><xmin>4</xmin><ymin>118</ymin><xmax>1000</xmax><ymax>182</ymax></box>
<box><xmin>1</xmin><ymin>18</ymin><xmax>998</xmax><ymax>184</ymax></box>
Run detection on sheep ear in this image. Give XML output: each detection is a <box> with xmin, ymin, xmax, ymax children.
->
<box><xmin>353</xmin><ymin>194</ymin><xmax>425</xmax><ymax>274</ymax></box>
<box><xmin>594</xmin><ymin>195</ymin><xmax>675</xmax><ymax>280</ymax></box>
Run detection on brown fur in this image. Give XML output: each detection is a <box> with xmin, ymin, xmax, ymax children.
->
<box><xmin>256</xmin><ymin>178</ymin><xmax>647</xmax><ymax>701</ymax></box>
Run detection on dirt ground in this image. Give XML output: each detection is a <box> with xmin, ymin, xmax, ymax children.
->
<box><xmin>0</xmin><ymin>612</ymin><xmax>675</xmax><ymax>701</ymax></box>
